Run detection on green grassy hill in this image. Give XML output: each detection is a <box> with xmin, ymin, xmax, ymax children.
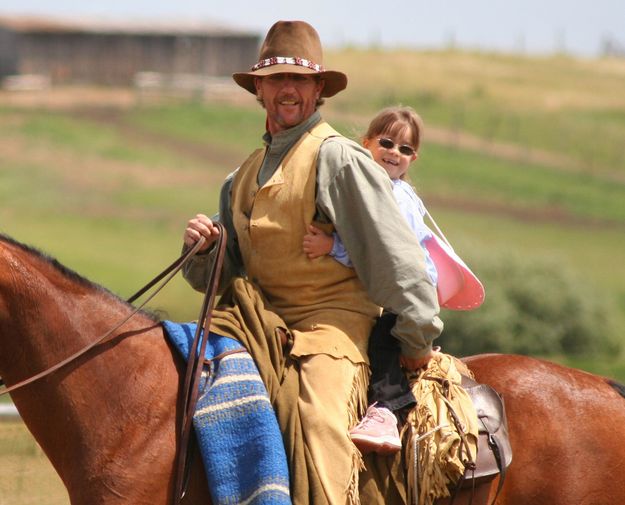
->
<box><xmin>1</xmin><ymin>48</ymin><xmax>624</xmax><ymax>377</ymax></box>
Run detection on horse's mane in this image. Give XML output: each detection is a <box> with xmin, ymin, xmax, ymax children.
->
<box><xmin>1</xmin><ymin>233</ymin><xmax>96</xmax><ymax>288</ymax></box>
<box><xmin>607</xmin><ymin>379</ymin><xmax>625</xmax><ymax>400</ymax></box>
<box><xmin>0</xmin><ymin>233</ymin><xmax>159</xmax><ymax>322</ymax></box>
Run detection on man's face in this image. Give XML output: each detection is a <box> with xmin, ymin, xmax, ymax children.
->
<box><xmin>255</xmin><ymin>73</ymin><xmax>325</xmax><ymax>134</ymax></box>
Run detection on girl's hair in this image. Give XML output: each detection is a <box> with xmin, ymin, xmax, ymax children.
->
<box><xmin>363</xmin><ymin>105</ymin><xmax>423</xmax><ymax>152</ymax></box>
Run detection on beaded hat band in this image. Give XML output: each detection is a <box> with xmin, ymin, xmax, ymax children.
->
<box><xmin>233</xmin><ymin>20</ymin><xmax>347</xmax><ymax>98</ymax></box>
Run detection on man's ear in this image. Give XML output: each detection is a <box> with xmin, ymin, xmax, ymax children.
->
<box><xmin>316</xmin><ymin>77</ymin><xmax>326</xmax><ymax>98</ymax></box>
<box><xmin>254</xmin><ymin>77</ymin><xmax>263</xmax><ymax>98</ymax></box>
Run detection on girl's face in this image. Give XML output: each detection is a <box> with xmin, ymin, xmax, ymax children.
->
<box><xmin>363</xmin><ymin>127</ymin><xmax>418</xmax><ymax>180</ymax></box>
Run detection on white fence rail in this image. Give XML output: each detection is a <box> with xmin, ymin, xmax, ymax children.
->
<box><xmin>0</xmin><ymin>403</ymin><xmax>20</xmax><ymax>420</ymax></box>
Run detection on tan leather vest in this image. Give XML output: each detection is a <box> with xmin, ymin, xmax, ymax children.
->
<box><xmin>231</xmin><ymin>121</ymin><xmax>379</xmax><ymax>360</ymax></box>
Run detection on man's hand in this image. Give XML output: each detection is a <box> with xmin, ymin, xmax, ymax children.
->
<box><xmin>183</xmin><ymin>214</ymin><xmax>221</xmax><ymax>252</ymax></box>
<box><xmin>400</xmin><ymin>350</ymin><xmax>434</xmax><ymax>371</ymax></box>
<box><xmin>302</xmin><ymin>224</ymin><xmax>334</xmax><ymax>259</ymax></box>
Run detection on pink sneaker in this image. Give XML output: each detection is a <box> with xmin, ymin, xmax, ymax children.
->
<box><xmin>349</xmin><ymin>404</ymin><xmax>401</xmax><ymax>455</ymax></box>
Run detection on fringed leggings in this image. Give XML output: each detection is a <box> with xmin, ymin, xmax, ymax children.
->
<box><xmin>298</xmin><ymin>354</ymin><xmax>368</xmax><ymax>505</ymax></box>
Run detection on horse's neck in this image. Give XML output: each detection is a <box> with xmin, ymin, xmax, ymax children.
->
<box><xmin>0</xmin><ymin>245</ymin><xmax>155</xmax><ymax>387</ymax></box>
<box><xmin>2</xmin><ymin>264</ymin><xmax>114</xmax><ymax>375</ymax></box>
<box><xmin>0</xmin><ymin>240</ymin><xmax>185</xmax><ymax>504</ymax></box>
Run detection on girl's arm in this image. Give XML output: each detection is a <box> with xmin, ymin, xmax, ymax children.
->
<box><xmin>303</xmin><ymin>224</ymin><xmax>353</xmax><ymax>267</ymax></box>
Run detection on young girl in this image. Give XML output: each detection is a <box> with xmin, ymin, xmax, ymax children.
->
<box><xmin>303</xmin><ymin>106</ymin><xmax>483</xmax><ymax>455</ymax></box>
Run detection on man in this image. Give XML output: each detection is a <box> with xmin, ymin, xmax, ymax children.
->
<box><xmin>182</xmin><ymin>20</ymin><xmax>442</xmax><ymax>504</ymax></box>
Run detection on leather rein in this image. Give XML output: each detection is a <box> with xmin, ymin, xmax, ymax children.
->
<box><xmin>172</xmin><ymin>224</ymin><xmax>228</xmax><ymax>505</ymax></box>
<box><xmin>0</xmin><ymin>234</ymin><xmax>210</xmax><ymax>397</ymax></box>
<box><xmin>0</xmin><ymin>227</ymin><xmax>228</xmax><ymax>504</ymax></box>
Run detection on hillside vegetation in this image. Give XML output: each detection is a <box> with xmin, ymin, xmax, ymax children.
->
<box><xmin>1</xmin><ymin>48</ymin><xmax>625</xmax><ymax>377</ymax></box>
<box><xmin>329</xmin><ymin>49</ymin><xmax>625</xmax><ymax>179</ymax></box>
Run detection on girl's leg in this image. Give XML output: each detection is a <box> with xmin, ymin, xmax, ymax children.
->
<box><xmin>367</xmin><ymin>312</ymin><xmax>416</xmax><ymax>412</ymax></box>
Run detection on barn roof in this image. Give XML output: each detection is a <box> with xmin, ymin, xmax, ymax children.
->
<box><xmin>0</xmin><ymin>14</ymin><xmax>258</xmax><ymax>37</ymax></box>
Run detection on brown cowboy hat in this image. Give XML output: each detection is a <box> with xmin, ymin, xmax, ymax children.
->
<box><xmin>233</xmin><ymin>20</ymin><xmax>348</xmax><ymax>98</ymax></box>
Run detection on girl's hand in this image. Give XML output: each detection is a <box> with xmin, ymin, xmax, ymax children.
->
<box><xmin>302</xmin><ymin>224</ymin><xmax>334</xmax><ymax>259</ymax></box>
<box><xmin>400</xmin><ymin>350</ymin><xmax>434</xmax><ymax>371</ymax></box>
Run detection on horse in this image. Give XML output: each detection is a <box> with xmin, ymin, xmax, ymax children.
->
<box><xmin>2</xmin><ymin>232</ymin><xmax>625</xmax><ymax>505</ymax></box>
<box><xmin>0</xmin><ymin>233</ymin><xmax>209</xmax><ymax>504</ymax></box>
<box><xmin>465</xmin><ymin>353</ymin><xmax>625</xmax><ymax>505</ymax></box>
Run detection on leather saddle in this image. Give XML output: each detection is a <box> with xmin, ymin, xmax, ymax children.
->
<box><xmin>463</xmin><ymin>375</ymin><xmax>513</xmax><ymax>483</ymax></box>
<box><xmin>437</xmin><ymin>376</ymin><xmax>513</xmax><ymax>505</ymax></box>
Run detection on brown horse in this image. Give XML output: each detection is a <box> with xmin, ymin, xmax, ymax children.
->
<box><xmin>2</xmin><ymin>232</ymin><xmax>625</xmax><ymax>505</ymax></box>
<box><xmin>465</xmin><ymin>353</ymin><xmax>625</xmax><ymax>505</ymax></box>
<box><xmin>0</xmin><ymin>234</ymin><xmax>209</xmax><ymax>504</ymax></box>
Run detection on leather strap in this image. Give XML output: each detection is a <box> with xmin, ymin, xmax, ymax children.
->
<box><xmin>416</xmin><ymin>374</ymin><xmax>480</xmax><ymax>505</ymax></box>
<box><xmin>483</xmin><ymin>424</ymin><xmax>508</xmax><ymax>505</ymax></box>
<box><xmin>172</xmin><ymin>223</ymin><xmax>227</xmax><ymax>505</ymax></box>
<box><xmin>0</xmin><ymin>238</ymin><xmax>208</xmax><ymax>397</ymax></box>
<box><xmin>126</xmin><ymin>240</ymin><xmax>207</xmax><ymax>304</ymax></box>
<box><xmin>449</xmin><ymin>392</ymin><xmax>509</xmax><ymax>505</ymax></box>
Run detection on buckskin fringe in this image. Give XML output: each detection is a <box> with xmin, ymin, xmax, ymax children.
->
<box><xmin>402</xmin><ymin>353</ymin><xmax>479</xmax><ymax>505</ymax></box>
<box><xmin>347</xmin><ymin>362</ymin><xmax>369</xmax><ymax>505</ymax></box>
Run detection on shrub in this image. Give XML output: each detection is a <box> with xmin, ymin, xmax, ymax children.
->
<box><xmin>437</xmin><ymin>251</ymin><xmax>620</xmax><ymax>358</ymax></box>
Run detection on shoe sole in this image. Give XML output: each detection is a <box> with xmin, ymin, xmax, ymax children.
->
<box><xmin>350</xmin><ymin>434</ymin><xmax>401</xmax><ymax>455</ymax></box>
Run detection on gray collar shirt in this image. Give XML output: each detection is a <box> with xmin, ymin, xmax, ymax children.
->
<box><xmin>184</xmin><ymin>110</ymin><xmax>443</xmax><ymax>359</ymax></box>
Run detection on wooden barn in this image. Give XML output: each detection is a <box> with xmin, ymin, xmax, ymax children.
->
<box><xmin>0</xmin><ymin>16</ymin><xmax>261</xmax><ymax>86</ymax></box>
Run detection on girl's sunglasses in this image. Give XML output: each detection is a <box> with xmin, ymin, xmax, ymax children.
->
<box><xmin>377</xmin><ymin>137</ymin><xmax>416</xmax><ymax>156</ymax></box>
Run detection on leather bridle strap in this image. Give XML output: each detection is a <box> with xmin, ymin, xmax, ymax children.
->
<box><xmin>0</xmin><ymin>236</ymin><xmax>208</xmax><ymax>397</ymax></box>
<box><xmin>126</xmin><ymin>240</ymin><xmax>207</xmax><ymax>304</ymax></box>
<box><xmin>172</xmin><ymin>222</ymin><xmax>227</xmax><ymax>505</ymax></box>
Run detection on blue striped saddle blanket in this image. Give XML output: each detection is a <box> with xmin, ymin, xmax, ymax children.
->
<box><xmin>162</xmin><ymin>321</ymin><xmax>291</xmax><ymax>505</ymax></box>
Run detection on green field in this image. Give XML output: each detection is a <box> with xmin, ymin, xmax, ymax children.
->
<box><xmin>0</xmin><ymin>422</ymin><xmax>67</xmax><ymax>505</ymax></box>
<box><xmin>1</xmin><ymin>49</ymin><xmax>624</xmax><ymax>356</ymax></box>
<box><xmin>1</xmin><ymin>47</ymin><xmax>625</xmax><ymax>501</ymax></box>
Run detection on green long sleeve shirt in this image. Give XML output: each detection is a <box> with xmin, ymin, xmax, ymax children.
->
<box><xmin>183</xmin><ymin>111</ymin><xmax>443</xmax><ymax>359</ymax></box>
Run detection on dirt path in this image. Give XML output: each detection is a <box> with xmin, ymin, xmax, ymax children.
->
<box><xmin>68</xmin><ymin>106</ymin><xmax>243</xmax><ymax>169</ymax></box>
<box><xmin>0</xmin><ymin>87</ymin><xmax>244</xmax><ymax>168</ymax></box>
<box><xmin>3</xmin><ymin>86</ymin><xmax>623</xmax><ymax>229</ymax></box>
<box><xmin>426</xmin><ymin>125</ymin><xmax>625</xmax><ymax>185</ymax></box>
<box><xmin>324</xmin><ymin>110</ymin><xmax>625</xmax><ymax>185</ymax></box>
<box><xmin>3</xmin><ymin>86</ymin><xmax>621</xmax><ymax>182</ymax></box>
